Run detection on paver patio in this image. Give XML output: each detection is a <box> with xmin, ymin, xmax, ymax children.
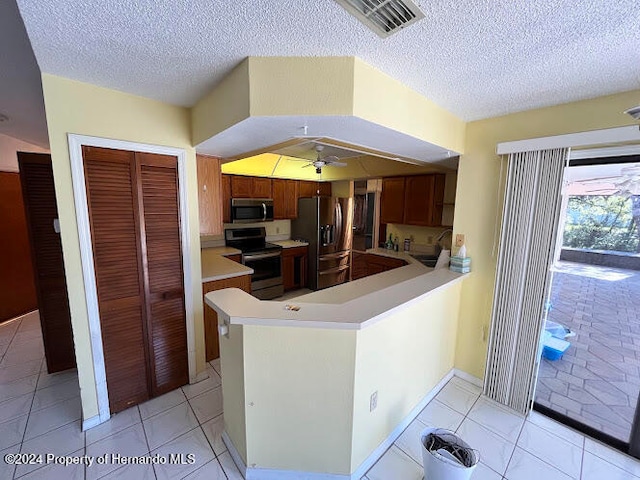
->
<box><xmin>534</xmin><ymin>260</ymin><xmax>640</xmax><ymax>441</ymax></box>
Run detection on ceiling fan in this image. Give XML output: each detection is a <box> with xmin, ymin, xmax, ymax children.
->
<box><xmin>576</xmin><ymin>165</ymin><xmax>640</xmax><ymax>197</ymax></box>
<box><xmin>302</xmin><ymin>145</ymin><xmax>347</xmax><ymax>174</ymax></box>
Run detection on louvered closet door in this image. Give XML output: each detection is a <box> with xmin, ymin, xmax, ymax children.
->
<box><xmin>136</xmin><ymin>152</ymin><xmax>188</xmax><ymax>396</ymax></box>
<box><xmin>17</xmin><ymin>153</ymin><xmax>75</xmax><ymax>373</ymax></box>
<box><xmin>83</xmin><ymin>146</ymin><xmax>150</xmax><ymax>413</ymax></box>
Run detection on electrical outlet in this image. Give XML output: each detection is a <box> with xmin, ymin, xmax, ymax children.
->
<box><xmin>276</xmin><ymin>227</ymin><xmax>280</xmax><ymax>234</ymax></box>
<box><xmin>455</xmin><ymin>234</ymin><xmax>465</xmax><ymax>247</ymax></box>
<box><xmin>370</xmin><ymin>391</ymin><xmax>378</xmax><ymax>412</ymax></box>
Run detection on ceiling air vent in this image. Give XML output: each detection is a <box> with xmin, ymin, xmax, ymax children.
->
<box><xmin>335</xmin><ymin>0</ymin><xmax>425</xmax><ymax>38</ymax></box>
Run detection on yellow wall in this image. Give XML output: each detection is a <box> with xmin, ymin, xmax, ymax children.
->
<box><xmin>453</xmin><ymin>89</ymin><xmax>640</xmax><ymax>378</ymax></box>
<box><xmin>351</xmin><ymin>282</ymin><xmax>462</xmax><ymax>470</ymax></box>
<box><xmin>248</xmin><ymin>57</ymin><xmax>355</xmax><ymax>117</ymax></box>
<box><xmin>191</xmin><ymin>59</ymin><xmax>251</xmax><ymax>146</ymax></box>
<box><xmin>222</xmin><ymin>152</ymin><xmax>449</xmax><ymax>181</ymax></box>
<box><xmin>41</xmin><ymin>74</ymin><xmax>204</xmax><ymax>421</ymax></box>
<box><xmin>352</xmin><ymin>58</ymin><xmax>466</xmax><ymax>155</ymax></box>
<box><xmin>219</xmin><ymin>324</ymin><xmax>247</xmax><ymax>462</ymax></box>
<box><xmin>0</xmin><ymin>133</ymin><xmax>49</xmax><ymax>172</ymax></box>
<box><xmin>243</xmin><ymin>325</ymin><xmax>357</xmax><ymax>474</ymax></box>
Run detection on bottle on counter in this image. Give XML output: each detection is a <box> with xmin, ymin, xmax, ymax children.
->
<box><xmin>404</xmin><ymin>238</ymin><xmax>410</xmax><ymax>252</ymax></box>
<box><xmin>393</xmin><ymin>236</ymin><xmax>399</xmax><ymax>252</ymax></box>
<box><xmin>386</xmin><ymin>233</ymin><xmax>394</xmax><ymax>250</ymax></box>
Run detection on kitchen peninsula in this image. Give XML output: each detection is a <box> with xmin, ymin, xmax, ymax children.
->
<box><xmin>205</xmin><ymin>255</ymin><xmax>466</xmax><ymax>478</ymax></box>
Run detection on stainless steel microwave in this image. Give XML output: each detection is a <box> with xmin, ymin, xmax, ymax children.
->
<box><xmin>231</xmin><ymin>198</ymin><xmax>274</xmax><ymax>223</ymax></box>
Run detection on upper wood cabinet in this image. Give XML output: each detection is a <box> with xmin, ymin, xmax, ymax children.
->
<box><xmin>253</xmin><ymin>177</ymin><xmax>272</xmax><ymax>198</ymax></box>
<box><xmin>298</xmin><ymin>180</ymin><xmax>332</xmax><ymax>198</ymax></box>
<box><xmin>380</xmin><ymin>177</ymin><xmax>406</xmax><ymax>224</ymax></box>
<box><xmin>273</xmin><ymin>179</ymin><xmax>299</xmax><ymax>219</ymax></box>
<box><xmin>318</xmin><ymin>182</ymin><xmax>332</xmax><ymax>197</ymax></box>
<box><xmin>196</xmin><ymin>155</ymin><xmax>224</xmax><ymax>235</ymax></box>
<box><xmin>380</xmin><ymin>174</ymin><xmax>446</xmax><ymax>227</ymax></box>
<box><xmin>230</xmin><ymin>175</ymin><xmax>272</xmax><ymax>198</ymax></box>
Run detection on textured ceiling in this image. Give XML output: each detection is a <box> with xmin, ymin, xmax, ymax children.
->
<box><xmin>16</xmin><ymin>0</ymin><xmax>640</xmax><ymax>122</ymax></box>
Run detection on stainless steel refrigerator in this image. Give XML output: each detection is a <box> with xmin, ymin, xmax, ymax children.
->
<box><xmin>292</xmin><ymin>197</ymin><xmax>353</xmax><ymax>290</ymax></box>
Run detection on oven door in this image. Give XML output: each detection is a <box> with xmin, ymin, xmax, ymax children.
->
<box><xmin>242</xmin><ymin>251</ymin><xmax>283</xmax><ymax>299</ymax></box>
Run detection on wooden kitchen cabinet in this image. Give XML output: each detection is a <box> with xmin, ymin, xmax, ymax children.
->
<box><xmin>380</xmin><ymin>177</ymin><xmax>405</xmax><ymax>224</ymax></box>
<box><xmin>225</xmin><ymin>253</ymin><xmax>242</xmax><ymax>263</ymax></box>
<box><xmin>203</xmin><ymin>274</ymin><xmax>251</xmax><ymax>361</ymax></box>
<box><xmin>380</xmin><ymin>174</ymin><xmax>446</xmax><ymax>227</ymax></box>
<box><xmin>298</xmin><ymin>180</ymin><xmax>317</xmax><ymax>198</ymax></box>
<box><xmin>197</xmin><ymin>154</ymin><xmax>224</xmax><ymax>235</ymax></box>
<box><xmin>281</xmin><ymin>246</ymin><xmax>308</xmax><ymax>291</ymax></box>
<box><xmin>366</xmin><ymin>254</ymin><xmax>406</xmax><ymax>276</ymax></box>
<box><xmin>351</xmin><ymin>250</ymin><xmax>367</xmax><ymax>280</ymax></box>
<box><xmin>317</xmin><ymin>182</ymin><xmax>332</xmax><ymax>197</ymax></box>
<box><xmin>252</xmin><ymin>177</ymin><xmax>272</xmax><ymax>198</ymax></box>
<box><xmin>273</xmin><ymin>179</ymin><xmax>299</xmax><ymax>219</ymax></box>
<box><xmin>229</xmin><ymin>175</ymin><xmax>272</xmax><ymax>198</ymax></box>
<box><xmin>298</xmin><ymin>180</ymin><xmax>332</xmax><ymax>198</ymax></box>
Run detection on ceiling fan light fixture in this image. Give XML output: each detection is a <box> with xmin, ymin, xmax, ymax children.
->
<box><xmin>624</xmin><ymin>105</ymin><xmax>640</xmax><ymax>120</ymax></box>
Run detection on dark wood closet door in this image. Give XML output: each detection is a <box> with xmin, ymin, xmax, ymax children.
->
<box><xmin>17</xmin><ymin>153</ymin><xmax>75</xmax><ymax>373</ymax></box>
<box><xmin>82</xmin><ymin>146</ymin><xmax>150</xmax><ymax>413</ymax></box>
<box><xmin>136</xmin><ymin>152</ymin><xmax>188</xmax><ymax>396</ymax></box>
<box><xmin>0</xmin><ymin>171</ymin><xmax>37</xmax><ymax>322</ymax></box>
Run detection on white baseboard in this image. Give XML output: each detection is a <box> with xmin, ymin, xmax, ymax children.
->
<box><xmin>453</xmin><ymin>368</ymin><xmax>484</xmax><ymax>388</ymax></box>
<box><xmin>194</xmin><ymin>370</ymin><xmax>210</xmax><ymax>384</ymax></box>
<box><xmin>222</xmin><ymin>368</ymin><xmax>460</xmax><ymax>480</ymax></box>
<box><xmin>82</xmin><ymin>414</ymin><xmax>102</xmax><ymax>431</ymax></box>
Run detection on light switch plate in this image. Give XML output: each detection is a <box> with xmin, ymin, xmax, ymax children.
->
<box><xmin>455</xmin><ymin>234</ymin><xmax>465</xmax><ymax>247</ymax></box>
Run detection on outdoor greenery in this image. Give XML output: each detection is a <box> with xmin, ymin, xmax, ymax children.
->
<box><xmin>563</xmin><ymin>195</ymin><xmax>640</xmax><ymax>253</ymax></box>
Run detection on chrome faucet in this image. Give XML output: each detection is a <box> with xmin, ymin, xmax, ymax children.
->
<box><xmin>435</xmin><ymin>229</ymin><xmax>453</xmax><ymax>250</ymax></box>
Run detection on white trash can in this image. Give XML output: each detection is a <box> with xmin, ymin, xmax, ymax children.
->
<box><xmin>420</xmin><ymin>428</ymin><xmax>479</xmax><ymax>480</ymax></box>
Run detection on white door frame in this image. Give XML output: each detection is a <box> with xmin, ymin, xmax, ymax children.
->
<box><xmin>68</xmin><ymin>134</ymin><xmax>196</xmax><ymax>429</ymax></box>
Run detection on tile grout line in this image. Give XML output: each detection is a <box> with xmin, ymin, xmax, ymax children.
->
<box><xmin>136</xmin><ymin>405</ymin><xmax>159</xmax><ymax>480</ymax></box>
<box><xmin>183</xmin><ymin>391</ymin><xmax>231</xmax><ymax>479</ymax></box>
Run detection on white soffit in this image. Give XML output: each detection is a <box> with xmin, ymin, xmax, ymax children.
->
<box><xmin>16</xmin><ymin>0</ymin><xmax>640</xmax><ymax>122</ymax></box>
<box><xmin>0</xmin><ymin>0</ymin><xmax>49</xmax><ymax>147</ymax></box>
<box><xmin>194</xmin><ymin>115</ymin><xmax>458</xmax><ymax>167</ymax></box>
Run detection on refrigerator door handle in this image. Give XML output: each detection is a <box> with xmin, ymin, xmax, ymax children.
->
<box><xmin>335</xmin><ymin>201</ymin><xmax>342</xmax><ymax>247</ymax></box>
<box><xmin>318</xmin><ymin>264</ymin><xmax>349</xmax><ymax>275</ymax></box>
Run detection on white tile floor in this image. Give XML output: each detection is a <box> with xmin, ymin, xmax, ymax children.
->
<box><xmin>2</xmin><ymin>311</ymin><xmax>640</xmax><ymax>479</ymax></box>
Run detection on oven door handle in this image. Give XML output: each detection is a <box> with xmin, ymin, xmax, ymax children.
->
<box><xmin>262</xmin><ymin>202</ymin><xmax>267</xmax><ymax>221</ymax></box>
<box><xmin>243</xmin><ymin>252</ymin><xmax>281</xmax><ymax>261</ymax></box>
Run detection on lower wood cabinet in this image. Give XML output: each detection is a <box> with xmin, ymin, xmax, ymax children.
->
<box><xmin>351</xmin><ymin>251</ymin><xmax>406</xmax><ymax>280</ymax></box>
<box><xmin>203</xmin><ymin>274</ymin><xmax>251</xmax><ymax>361</ymax></box>
<box><xmin>282</xmin><ymin>246</ymin><xmax>308</xmax><ymax>291</ymax></box>
<box><xmin>351</xmin><ymin>251</ymin><xmax>368</xmax><ymax>280</ymax></box>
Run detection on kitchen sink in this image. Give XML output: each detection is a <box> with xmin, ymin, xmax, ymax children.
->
<box><xmin>409</xmin><ymin>254</ymin><xmax>439</xmax><ymax>268</ymax></box>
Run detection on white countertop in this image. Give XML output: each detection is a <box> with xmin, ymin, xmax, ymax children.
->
<box><xmin>272</xmin><ymin>240</ymin><xmax>309</xmax><ymax>248</ymax></box>
<box><xmin>203</xmin><ymin>246</ymin><xmax>242</xmax><ymax>256</ymax></box>
<box><xmin>201</xmin><ymin>248</ymin><xmax>253</xmax><ymax>283</ymax></box>
<box><xmin>205</xmin><ymin>256</ymin><xmax>466</xmax><ymax>329</ymax></box>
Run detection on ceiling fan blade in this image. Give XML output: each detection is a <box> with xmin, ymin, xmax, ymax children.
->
<box><xmin>329</xmin><ymin>161</ymin><xmax>347</xmax><ymax>167</ymax></box>
<box><xmin>302</xmin><ymin>163</ymin><xmax>314</xmax><ymax>168</ymax></box>
<box><xmin>323</xmin><ymin>156</ymin><xmax>340</xmax><ymax>163</ymax></box>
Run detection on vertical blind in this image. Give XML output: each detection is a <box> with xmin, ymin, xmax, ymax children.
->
<box><xmin>484</xmin><ymin>147</ymin><xmax>568</xmax><ymax>414</ymax></box>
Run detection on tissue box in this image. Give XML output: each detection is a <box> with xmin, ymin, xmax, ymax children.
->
<box><xmin>450</xmin><ymin>256</ymin><xmax>471</xmax><ymax>267</ymax></box>
<box><xmin>449</xmin><ymin>265</ymin><xmax>471</xmax><ymax>274</ymax></box>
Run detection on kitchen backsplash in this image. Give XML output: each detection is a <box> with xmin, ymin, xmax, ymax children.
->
<box><xmin>386</xmin><ymin>224</ymin><xmax>451</xmax><ymax>250</ymax></box>
<box><xmin>200</xmin><ymin>219</ymin><xmax>292</xmax><ymax>248</ymax></box>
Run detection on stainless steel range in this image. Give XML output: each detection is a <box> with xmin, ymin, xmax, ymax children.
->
<box><xmin>225</xmin><ymin>227</ymin><xmax>283</xmax><ymax>300</ymax></box>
